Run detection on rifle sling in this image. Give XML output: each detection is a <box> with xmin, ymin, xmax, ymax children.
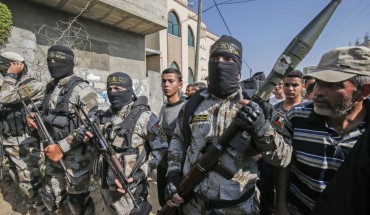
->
<box><xmin>213</xmin><ymin>161</ymin><xmax>234</xmax><ymax>180</ymax></box>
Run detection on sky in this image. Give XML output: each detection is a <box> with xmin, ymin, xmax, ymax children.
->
<box><xmin>189</xmin><ymin>0</ymin><xmax>370</xmax><ymax>80</ymax></box>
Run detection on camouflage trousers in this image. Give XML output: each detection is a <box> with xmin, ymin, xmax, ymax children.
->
<box><xmin>41</xmin><ymin>145</ymin><xmax>94</xmax><ymax>215</ymax></box>
<box><xmin>4</xmin><ymin>136</ymin><xmax>48</xmax><ymax>215</ymax></box>
<box><xmin>182</xmin><ymin>192</ymin><xmax>260</xmax><ymax>215</ymax></box>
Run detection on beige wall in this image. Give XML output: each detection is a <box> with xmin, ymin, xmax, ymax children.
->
<box><xmin>188</xmin><ymin>46</ymin><xmax>195</xmax><ymax>72</ymax></box>
<box><xmin>167</xmin><ymin>34</ymin><xmax>182</xmax><ymax>69</ymax></box>
<box><xmin>146</xmin><ymin>32</ymin><xmax>161</xmax><ymax>51</ymax></box>
<box><xmin>147</xmin><ymin>55</ymin><xmax>161</xmax><ymax>72</ymax></box>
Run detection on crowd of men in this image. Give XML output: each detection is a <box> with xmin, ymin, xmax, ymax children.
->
<box><xmin>0</xmin><ymin>34</ymin><xmax>369</xmax><ymax>215</ymax></box>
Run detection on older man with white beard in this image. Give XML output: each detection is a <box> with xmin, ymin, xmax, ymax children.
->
<box><xmin>274</xmin><ymin>46</ymin><xmax>370</xmax><ymax>215</ymax></box>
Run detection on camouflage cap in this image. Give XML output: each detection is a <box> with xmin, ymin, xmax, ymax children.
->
<box><xmin>308</xmin><ymin>46</ymin><xmax>370</xmax><ymax>83</ymax></box>
<box><xmin>0</xmin><ymin>52</ymin><xmax>24</xmax><ymax>62</ymax></box>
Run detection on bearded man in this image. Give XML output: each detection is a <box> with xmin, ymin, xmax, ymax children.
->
<box><xmin>274</xmin><ymin>46</ymin><xmax>370</xmax><ymax>215</ymax></box>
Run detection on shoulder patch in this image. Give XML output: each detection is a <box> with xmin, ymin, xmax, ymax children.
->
<box><xmin>18</xmin><ymin>84</ymin><xmax>33</xmax><ymax>97</ymax></box>
<box><xmin>273</xmin><ymin>112</ymin><xmax>285</xmax><ymax>128</ymax></box>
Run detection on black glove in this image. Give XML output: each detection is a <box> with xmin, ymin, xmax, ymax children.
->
<box><xmin>76</xmin><ymin>127</ymin><xmax>88</xmax><ymax>142</ymax></box>
<box><xmin>255</xmin><ymin>98</ymin><xmax>274</xmax><ymax>121</ymax></box>
<box><xmin>235</xmin><ymin>101</ymin><xmax>271</xmax><ymax>137</ymax></box>
<box><xmin>164</xmin><ymin>171</ymin><xmax>182</xmax><ymax>202</ymax></box>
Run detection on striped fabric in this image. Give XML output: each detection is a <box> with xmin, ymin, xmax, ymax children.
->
<box><xmin>284</xmin><ymin>100</ymin><xmax>370</xmax><ymax>215</ymax></box>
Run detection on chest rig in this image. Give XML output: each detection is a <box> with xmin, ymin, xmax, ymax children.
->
<box><xmin>1</xmin><ymin>77</ymin><xmax>35</xmax><ymax>137</ymax></box>
<box><xmin>42</xmin><ymin>76</ymin><xmax>86</xmax><ymax>140</ymax></box>
<box><xmin>95</xmin><ymin>96</ymin><xmax>150</xmax><ymax>195</ymax></box>
<box><xmin>98</xmin><ymin>96</ymin><xmax>150</xmax><ymax>152</ymax></box>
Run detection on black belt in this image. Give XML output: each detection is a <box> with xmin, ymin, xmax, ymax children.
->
<box><xmin>196</xmin><ymin>186</ymin><xmax>255</xmax><ymax>210</ymax></box>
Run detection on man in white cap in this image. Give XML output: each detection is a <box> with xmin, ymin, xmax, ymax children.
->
<box><xmin>0</xmin><ymin>52</ymin><xmax>47</xmax><ymax>214</ymax></box>
<box><xmin>274</xmin><ymin>46</ymin><xmax>370</xmax><ymax>215</ymax></box>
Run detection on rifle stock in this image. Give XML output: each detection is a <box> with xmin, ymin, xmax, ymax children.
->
<box><xmin>159</xmin><ymin>1</ymin><xmax>341</xmax><ymax>214</ymax></box>
<box><xmin>73</xmin><ymin>105</ymin><xmax>140</xmax><ymax>210</ymax></box>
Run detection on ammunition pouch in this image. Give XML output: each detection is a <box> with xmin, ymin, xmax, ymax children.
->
<box><xmin>43</xmin><ymin>114</ymin><xmax>79</xmax><ymax>140</ymax></box>
<box><xmin>2</xmin><ymin>110</ymin><xmax>27</xmax><ymax>137</ymax></box>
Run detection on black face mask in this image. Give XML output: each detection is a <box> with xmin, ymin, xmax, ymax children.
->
<box><xmin>108</xmin><ymin>90</ymin><xmax>133</xmax><ymax>112</ymax></box>
<box><xmin>47</xmin><ymin>60</ymin><xmax>74</xmax><ymax>80</ymax></box>
<box><xmin>208</xmin><ymin>61</ymin><xmax>240</xmax><ymax>98</ymax></box>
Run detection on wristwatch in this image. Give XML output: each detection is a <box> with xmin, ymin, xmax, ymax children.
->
<box><xmin>7</xmin><ymin>73</ymin><xmax>18</xmax><ymax>79</ymax></box>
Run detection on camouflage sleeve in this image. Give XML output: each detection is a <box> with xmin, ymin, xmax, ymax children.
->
<box><xmin>0</xmin><ymin>75</ymin><xmax>44</xmax><ymax>104</ymax></box>
<box><xmin>254</xmin><ymin>110</ymin><xmax>293</xmax><ymax>167</ymax></box>
<box><xmin>138</xmin><ymin>111</ymin><xmax>168</xmax><ymax>177</ymax></box>
<box><xmin>58</xmin><ymin>81</ymin><xmax>98</xmax><ymax>153</ymax></box>
<box><xmin>167</xmin><ymin>105</ymin><xmax>187</xmax><ymax>175</ymax></box>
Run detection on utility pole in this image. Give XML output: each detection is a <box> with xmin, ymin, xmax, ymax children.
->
<box><xmin>194</xmin><ymin>0</ymin><xmax>202</xmax><ymax>83</ymax></box>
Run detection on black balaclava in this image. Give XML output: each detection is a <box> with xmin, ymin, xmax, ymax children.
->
<box><xmin>107</xmin><ymin>72</ymin><xmax>135</xmax><ymax>112</ymax></box>
<box><xmin>208</xmin><ymin>35</ymin><xmax>243</xmax><ymax>99</ymax></box>
<box><xmin>47</xmin><ymin>45</ymin><xmax>74</xmax><ymax>80</ymax></box>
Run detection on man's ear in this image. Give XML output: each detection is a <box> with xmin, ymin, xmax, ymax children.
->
<box><xmin>178</xmin><ymin>81</ymin><xmax>183</xmax><ymax>91</ymax></box>
<box><xmin>360</xmin><ymin>83</ymin><xmax>370</xmax><ymax>99</ymax></box>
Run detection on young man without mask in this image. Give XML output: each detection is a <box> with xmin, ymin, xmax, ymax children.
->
<box><xmin>79</xmin><ymin>72</ymin><xmax>168</xmax><ymax>215</ymax></box>
<box><xmin>165</xmin><ymin>35</ymin><xmax>292</xmax><ymax>214</ymax></box>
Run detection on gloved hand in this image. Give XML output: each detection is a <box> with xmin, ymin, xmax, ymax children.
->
<box><xmin>235</xmin><ymin>101</ymin><xmax>271</xmax><ymax>137</ymax></box>
<box><xmin>255</xmin><ymin>99</ymin><xmax>274</xmax><ymax>121</ymax></box>
<box><xmin>76</xmin><ymin>127</ymin><xmax>93</xmax><ymax>142</ymax></box>
<box><xmin>164</xmin><ymin>171</ymin><xmax>182</xmax><ymax>202</ymax></box>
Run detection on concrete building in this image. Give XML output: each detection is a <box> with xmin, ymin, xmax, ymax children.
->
<box><xmin>1</xmin><ymin>0</ymin><xmax>167</xmax><ymax>112</ymax></box>
<box><xmin>146</xmin><ymin>0</ymin><xmax>219</xmax><ymax>89</ymax></box>
<box><xmin>355</xmin><ymin>33</ymin><xmax>370</xmax><ymax>48</ymax></box>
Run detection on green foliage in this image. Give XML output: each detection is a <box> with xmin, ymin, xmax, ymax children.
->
<box><xmin>0</xmin><ymin>3</ymin><xmax>13</xmax><ymax>47</ymax></box>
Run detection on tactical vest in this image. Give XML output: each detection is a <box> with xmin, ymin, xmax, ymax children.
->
<box><xmin>1</xmin><ymin>77</ymin><xmax>35</xmax><ymax>137</ymax></box>
<box><xmin>95</xmin><ymin>96</ymin><xmax>150</xmax><ymax>196</ymax></box>
<box><xmin>98</xmin><ymin>96</ymin><xmax>150</xmax><ymax>152</ymax></box>
<box><xmin>182</xmin><ymin>89</ymin><xmax>260</xmax><ymax>180</ymax></box>
<box><xmin>42</xmin><ymin>76</ymin><xmax>86</xmax><ymax>140</ymax></box>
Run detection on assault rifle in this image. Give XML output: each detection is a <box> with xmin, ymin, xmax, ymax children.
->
<box><xmin>16</xmin><ymin>90</ymin><xmax>70</xmax><ymax>181</ymax></box>
<box><xmin>73</xmin><ymin>104</ymin><xmax>140</xmax><ymax>209</ymax></box>
<box><xmin>159</xmin><ymin>0</ymin><xmax>342</xmax><ymax>214</ymax></box>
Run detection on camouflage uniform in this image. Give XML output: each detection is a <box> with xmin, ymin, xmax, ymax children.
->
<box><xmin>168</xmin><ymin>89</ymin><xmax>291</xmax><ymax>214</ymax></box>
<box><xmin>95</xmin><ymin>100</ymin><xmax>167</xmax><ymax>215</ymax></box>
<box><xmin>41</xmin><ymin>74</ymin><xmax>98</xmax><ymax>214</ymax></box>
<box><xmin>0</xmin><ymin>74</ymin><xmax>47</xmax><ymax>214</ymax></box>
